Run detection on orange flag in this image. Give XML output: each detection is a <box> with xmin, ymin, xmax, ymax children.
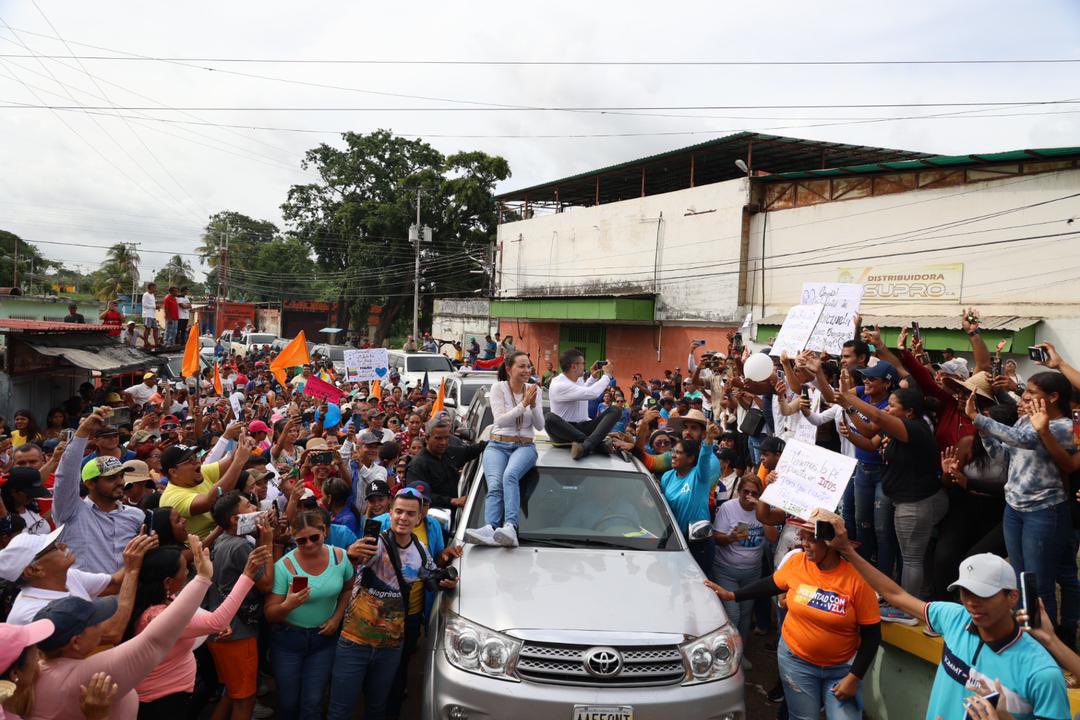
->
<box><xmin>181</xmin><ymin>325</ymin><xmax>201</xmax><ymax>377</ymax></box>
<box><xmin>269</xmin><ymin>330</ymin><xmax>310</xmax><ymax>387</ymax></box>
<box><xmin>370</xmin><ymin>380</ymin><xmax>381</xmax><ymax>400</ymax></box>
<box><xmin>213</xmin><ymin>361</ymin><xmax>224</xmax><ymax>396</ymax></box>
<box><xmin>430</xmin><ymin>380</ymin><xmax>445</xmax><ymax>415</ymax></box>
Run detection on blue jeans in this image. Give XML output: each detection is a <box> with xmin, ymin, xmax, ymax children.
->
<box><xmin>713</xmin><ymin>561</ymin><xmax>762</xmax><ymax>644</ymax></box>
<box><xmin>482</xmin><ymin>441</ymin><xmax>538</xmax><ymax>528</ymax></box>
<box><xmin>748</xmin><ymin>434</ymin><xmax>764</xmax><ymax>466</ymax></box>
<box><xmin>164</xmin><ymin>319</ymin><xmax>178</xmax><ymax>345</ymax></box>
<box><xmin>854</xmin><ymin>462</ymin><xmax>897</xmax><ymax>577</ymax></box>
<box><xmin>326</xmin><ymin>638</ymin><xmax>403</xmax><ymax>720</ymax></box>
<box><xmin>270</xmin><ymin>624</ymin><xmax>337</xmax><ymax>720</ymax></box>
<box><xmin>1003</xmin><ymin>501</ymin><xmax>1074</xmax><ymax>624</ymax></box>
<box><xmin>778</xmin><ymin>638</ymin><xmax>862</xmax><ymax>720</ymax></box>
<box><xmin>836</xmin><ymin>469</ymin><xmax>857</xmax><ymax>541</ymax></box>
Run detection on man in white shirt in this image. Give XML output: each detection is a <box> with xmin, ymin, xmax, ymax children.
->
<box><xmin>119</xmin><ymin>320</ymin><xmax>139</xmax><ymax>348</ymax></box>
<box><xmin>141</xmin><ymin>281</ymin><xmax>160</xmax><ymax>349</ymax></box>
<box><xmin>545</xmin><ymin>349</ymin><xmax>620</xmax><ymax>460</ymax></box>
<box><xmin>176</xmin><ymin>285</ymin><xmax>191</xmax><ymax>340</ymax></box>
<box><xmin>124</xmin><ymin>372</ymin><xmax>159</xmax><ymax>408</ymax></box>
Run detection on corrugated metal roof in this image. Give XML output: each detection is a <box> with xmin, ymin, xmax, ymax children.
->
<box><xmin>0</xmin><ymin>319</ymin><xmax>112</xmax><ymax>333</ymax></box>
<box><xmin>759</xmin><ymin>147</ymin><xmax>1080</xmax><ymax>181</ymax></box>
<box><xmin>759</xmin><ymin>314</ymin><xmax>1040</xmax><ymax>332</ymax></box>
<box><xmin>21</xmin><ymin>333</ymin><xmax>166</xmax><ymax>374</ymax></box>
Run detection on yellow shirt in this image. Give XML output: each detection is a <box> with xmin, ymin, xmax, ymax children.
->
<box><xmin>409</xmin><ymin>522</ymin><xmax>429</xmax><ymax>615</ymax></box>
<box><xmin>160</xmin><ymin>462</ymin><xmax>222</xmax><ymax>538</ymax></box>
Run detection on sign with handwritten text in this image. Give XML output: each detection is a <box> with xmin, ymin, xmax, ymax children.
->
<box><xmin>759</xmin><ymin>439</ymin><xmax>856</xmax><ymax>521</ymax></box>
<box><xmin>770</xmin><ymin>304</ymin><xmax>823</xmax><ymax>357</ymax></box>
<box><xmin>801</xmin><ymin>282</ymin><xmax>863</xmax><ymax>355</ymax></box>
<box><xmin>343</xmin><ymin>348</ymin><xmax>388</xmax><ymax>382</ymax></box>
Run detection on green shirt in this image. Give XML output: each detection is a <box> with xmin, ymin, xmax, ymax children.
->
<box><xmin>272</xmin><ymin>546</ymin><xmax>354</xmax><ymax>628</ymax></box>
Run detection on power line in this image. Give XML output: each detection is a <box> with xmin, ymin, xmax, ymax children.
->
<box><xmin>2</xmin><ymin>54</ymin><xmax>1080</xmax><ymax>67</ymax></box>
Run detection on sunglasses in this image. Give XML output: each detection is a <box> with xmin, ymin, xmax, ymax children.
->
<box><xmin>294</xmin><ymin>533</ymin><xmax>323</xmax><ymax>546</ymax></box>
<box><xmin>738</xmin><ymin>489</ymin><xmax>761</xmax><ymax>498</ymax></box>
<box><xmin>33</xmin><ymin>542</ymin><xmax>60</xmax><ymax>561</ymax></box>
<box><xmin>160</xmin><ymin>424</ymin><xmax>179</xmax><ymax>431</ymax></box>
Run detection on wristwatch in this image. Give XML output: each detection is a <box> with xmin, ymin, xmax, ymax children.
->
<box><xmin>845</xmin><ymin>406</ymin><xmax>859</xmax><ymax>415</ymax></box>
<box><xmin>968</xmin><ymin>330</ymin><xmax>980</xmax><ymax>337</ymax></box>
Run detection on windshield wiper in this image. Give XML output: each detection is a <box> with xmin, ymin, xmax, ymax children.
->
<box><xmin>518</xmin><ymin>536</ymin><xmax>578</xmax><ymax>548</ymax></box>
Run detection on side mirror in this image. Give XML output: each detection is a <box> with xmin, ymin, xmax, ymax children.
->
<box><xmin>443</xmin><ymin>397</ymin><xmax>457</xmax><ymax>408</ymax></box>
<box><xmin>688</xmin><ymin>520</ymin><xmax>712</xmax><ymax>541</ymax></box>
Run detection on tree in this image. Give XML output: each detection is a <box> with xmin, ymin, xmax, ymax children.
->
<box><xmin>197</xmin><ymin>211</ymin><xmax>280</xmax><ymax>298</ymax></box>
<box><xmin>0</xmin><ymin>230</ymin><xmax>57</xmax><ymax>292</ymax></box>
<box><xmin>92</xmin><ymin>243</ymin><xmax>140</xmax><ymax>301</ymax></box>
<box><xmin>153</xmin><ymin>255</ymin><xmax>198</xmax><ymax>290</ymax></box>
<box><xmin>280</xmin><ymin>130</ymin><xmax>510</xmax><ymax>341</ymax></box>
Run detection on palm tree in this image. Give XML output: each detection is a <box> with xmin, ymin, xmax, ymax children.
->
<box><xmin>93</xmin><ymin>243</ymin><xmax>140</xmax><ymax>300</ymax></box>
<box><xmin>154</xmin><ymin>254</ymin><xmax>195</xmax><ymax>287</ymax></box>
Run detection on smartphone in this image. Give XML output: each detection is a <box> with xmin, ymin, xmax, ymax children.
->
<box><xmin>1028</xmin><ymin>346</ymin><xmax>1049</xmax><ymax>363</ymax></box>
<box><xmin>235</xmin><ymin>511</ymin><xmax>261</xmax><ymax>536</ymax></box>
<box><xmin>965</xmin><ymin>693</ymin><xmax>1000</xmax><ymax>720</ymax></box>
<box><xmin>595</xmin><ymin>360</ymin><xmax>608</xmax><ymax>368</ymax></box>
<box><xmin>290</xmin><ymin>576</ymin><xmax>308</xmax><ymax>593</ymax></box>
<box><xmin>814</xmin><ymin>520</ymin><xmax>836</xmax><ymax>542</ymax></box>
<box><xmin>800</xmin><ymin>386</ymin><xmax>810</xmax><ymax>402</ymax></box>
<box><xmin>992</xmin><ymin>357</ymin><xmax>1003</xmax><ymax>378</ymax></box>
<box><xmin>734</xmin><ymin>522</ymin><xmax>750</xmax><ymax>536</ymax></box>
<box><xmin>692</xmin><ymin>339</ymin><xmax>707</xmax><ymax>347</ymax></box>
<box><xmin>363</xmin><ymin>519</ymin><xmax>382</xmax><ymax>540</ymax></box>
<box><xmin>60</xmin><ymin>428</ymin><xmax>75</xmax><ymax>442</ymax></box>
<box><xmin>1020</xmin><ymin>571</ymin><xmax>1040</xmax><ymax>629</ymax></box>
<box><xmin>911</xmin><ymin>321</ymin><xmax>921</xmax><ymax>343</ymax></box>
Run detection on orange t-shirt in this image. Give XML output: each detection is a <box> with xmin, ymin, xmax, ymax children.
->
<box><xmin>773</xmin><ymin>550</ymin><xmax>880</xmax><ymax>666</ymax></box>
<box><xmin>757</xmin><ymin>464</ymin><xmax>769</xmax><ymax>484</ymax></box>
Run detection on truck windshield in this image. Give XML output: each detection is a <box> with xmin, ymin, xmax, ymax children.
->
<box><xmin>407</xmin><ymin>355</ymin><xmax>453</xmax><ymax>372</ymax></box>
<box><xmin>323</xmin><ymin>347</ymin><xmax>345</xmax><ymax>361</ymax></box>
<box><xmin>466</xmin><ymin>468</ymin><xmax>678</xmax><ymax>551</ymax></box>
<box><xmin>247</xmin><ymin>334</ymin><xmax>275</xmax><ymax>345</ymax></box>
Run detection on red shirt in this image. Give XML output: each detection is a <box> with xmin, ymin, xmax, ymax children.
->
<box><xmin>100</xmin><ymin>309</ymin><xmax>124</xmax><ymax>336</ymax></box>
<box><xmin>163</xmin><ymin>294</ymin><xmax>179</xmax><ymax>321</ymax></box>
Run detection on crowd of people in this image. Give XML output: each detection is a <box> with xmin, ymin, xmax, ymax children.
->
<box><xmin>0</xmin><ymin>304</ymin><xmax>1079</xmax><ymax>720</ymax></box>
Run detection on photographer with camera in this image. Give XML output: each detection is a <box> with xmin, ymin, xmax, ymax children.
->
<box><xmin>327</xmin><ymin>486</ymin><xmax>461</xmax><ymax>720</ymax></box>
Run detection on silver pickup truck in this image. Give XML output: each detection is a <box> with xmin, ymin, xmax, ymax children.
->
<box><xmin>421</xmin><ymin>437</ymin><xmax>746</xmax><ymax>720</ymax></box>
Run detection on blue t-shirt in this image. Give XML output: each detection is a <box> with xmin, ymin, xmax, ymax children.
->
<box><xmin>852</xmin><ymin>385</ymin><xmax>889</xmax><ymax>465</ymax></box>
<box><xmin>924</xmin><ymin>601</ymin><xmax>1068</xmax><ymax>720</ymax></box>
<box><xmin>660</xmin><ymin>441</ymin><xmax>720</xmax><ymax>532</ymax></box>
<box><xmin>81</xmin><ymin>449</ymin><xmax>136</xmax><ymax>467</ymax></box>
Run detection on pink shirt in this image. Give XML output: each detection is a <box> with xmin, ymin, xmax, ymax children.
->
<box><xmin>134</xmin><ymin>574</ymin><xmax>255</xmax><ymax>702</ymax></box>
<box><xmin>29</xmin><ymin>576</ymin><xmax>211</xmax><ymax>720</ymax></box>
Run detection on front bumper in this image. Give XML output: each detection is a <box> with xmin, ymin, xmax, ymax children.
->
<box><xmin>421</xmin><ymin>646</ymin><xmax>745</xmax><ymax>720</ymax></box>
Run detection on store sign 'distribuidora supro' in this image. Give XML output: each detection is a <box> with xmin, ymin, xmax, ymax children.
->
<box><xmin>837</xmin><ymin>263</ymin><xmax>963</xmax><ymax>301</ymax></box>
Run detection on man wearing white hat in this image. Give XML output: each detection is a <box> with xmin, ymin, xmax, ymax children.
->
<box><xmin>824</xmin><ymin>514</ymin><xmax>1068</xmax><ymax>720</ymax></box>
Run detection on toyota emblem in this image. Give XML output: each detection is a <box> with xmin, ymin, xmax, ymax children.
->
<box><xmin>584</xmin><ymin>647</ymin><xmax>623</xmax><ymax>677</ymax></box>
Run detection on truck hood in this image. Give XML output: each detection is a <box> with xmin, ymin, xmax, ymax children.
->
<box><xmin>453</xmin><ymin>545</ymin><xmax>728</xmax><ymax>640</ymax></box>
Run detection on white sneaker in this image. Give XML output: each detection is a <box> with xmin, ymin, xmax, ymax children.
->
<box><xmin>465</xmin><ymin>525</ymin><xmax>498</xmax><ymax>545</ymax></box>
<box><xmin>253</xmin><ymin>703</ymin><xmax>274</xmax><ymax>719</ymax></box>
<box><xmin>493</xmin><ymin>523</ymin><xmax>519</xmax><ymax>547</ymax></box>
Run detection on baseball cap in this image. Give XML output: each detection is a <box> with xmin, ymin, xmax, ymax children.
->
<box><xmin>0</xmin><ymin>525</ymin><xmax>64</xmax><ymax>582</ymax></box>
<box><xmin>34</xmin><ymin>595</ymin><xmax>119</xmax><ymax>652</ymax></box>
<box><xmin>159</xmin><ymin>415</ymin><xmax>180</xmax><ymax>429</ymax></box>
<box><xmin>365</xmin><ymin>479</ymin><xmax>390</xmax><ymax>498</ymax></box>
<box><xmin>121</xmin><ymin>459</ymin><xmax>153</xmax><ymax>485</ymax></box>
<box><xmin>0</xmin><ymin>619</ymin><xmax>55</xmax><ymax>673</ymax></box>
<box><xmin>94</xmin><ymin>426</ymin><xmax>119</xmax><ymax>438</ymax></box>
<box><xmin>859</xmin><ymin>360</ymin><xmax>901</xmax><ymax>386</ymax></box>
<box><xmin>948</xmin><ymin>553</ymin><xmax>1017</xmax><ymax>598</ymax></box>
<box><xmin>128</xmin><ymin>429</ymin><xmax>160</xmax><ymax>446</ymax></box>
<box><xmin>248</xmin><ymin>420</ymin><xmax>272</xmax><ymax>434</ymax></box>
<box><xmin>6</xmin><ymin>467</ymin><xmax>51</xmax><ymax>498</ymax></box>
<box><xmin>405</xmin><ymin>480</ymin><xmax>431</xmax><ymax>502</ymax></box>
<box><xmin>143</xmin><ymin>372</ymin><xmax>157</xmax><ymax>380</ymax></box>
<box><xmin>160</xmin><ymin>444</ymin><xmax>199</xmax><ymax>475</ymax></box>
<box><xmin>366</xmin><ymin>408</ymin><xmax>385</xmax><ymax>419</ymax></box>
<box><xmin>304</xmin><ymin>437</ymin><xmax>329</xmax><ymax>451</ymax></box>
<box><xmin>359</xmin><ymin>430</ymin><xmax>382</xmax><ymax>446</ymax></box>
<box><xmin>81</xmin><ymin>456</ymin><xmax>127</xmax><ymax>482</ymax></box>
<box><xmin>939</xmin><ymin>358</ymin><xmax>971</xmax><ymax>379</ymax></box>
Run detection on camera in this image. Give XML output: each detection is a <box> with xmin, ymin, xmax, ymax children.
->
<box><xmin>423</xmin><ymin>565</ymin><xmax>458</xmax><ymax>592</ymax></box>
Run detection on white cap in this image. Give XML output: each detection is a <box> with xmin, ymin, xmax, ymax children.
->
<box><xmin>0</xmin><ymin>525</ymin><xmax>64</xmax><ymax>582</ymax></box>
<box><xmin>948</xmin><ymin>553</ymin><xmax>1016</xmax><ymax>598</ymax></box>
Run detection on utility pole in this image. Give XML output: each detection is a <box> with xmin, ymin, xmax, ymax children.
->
<box><xmin>411</xmin><ymin>190</ymin><xmax>421</xmax><ymax>341</ymax></box>
<box><xmin>215</xmin><ymin>221</ymin><xmax>229</xmax><ymax>337</ymax></box>
<box><xmin>12</xmin><ymin>236</ymin><xmax>17</xmax><ymax>289</ymax></box>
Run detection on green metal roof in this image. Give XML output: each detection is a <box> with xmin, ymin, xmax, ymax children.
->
<box><xmin>759</xmin><ymin>146</ymin><xmax>1080</xmax><ymax>181</ymax></box>
<box><xmin>495</xmin><ymin>131</ymin><xmax>928</xmax><ymax>205</ymax></box>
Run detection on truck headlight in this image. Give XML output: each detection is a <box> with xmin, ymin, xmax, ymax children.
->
<box><xmin>679</xmin><ymin>624</ymin><xmax>741</xmax><ymax>684</ymax></box>
<box><xmin>443</xmin><ymin>612</ymin><xmax>521</xmax><ymax>682</ymax></box>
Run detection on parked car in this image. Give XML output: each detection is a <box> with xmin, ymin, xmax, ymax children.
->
<box><xmin>199</xmin><ymin>336</ymin><xmax>216</xmax><ymax>360</ymax></box>
<box><xmin>422</xmin><ymin>435</ymin><xmax>744</xmax><ymax>720</ymax></box>
<box><xmin>227</xmin><ymin>332</ymin><xmax>276</xmax><ymax>357</ymax></box>
<box><xmin>270</xmin><ymin>336</ymin><xmax>316</xmax><ymax>354</ymax></box>
<box><xmin>386</xmin><ymin>350</ymin><xmax>455</xmax><ymax>389</ymax></box>
<box><xmin>311</xmin><ymin>344</ymin><xmax>349</xmax><ymax>375</ymax></box>
<box><xmin>440</xmin><ymin>369</ymin><xmax>498</xmax><ymax>427</ymax></box>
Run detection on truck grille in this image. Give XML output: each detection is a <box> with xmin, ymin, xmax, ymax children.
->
<box><xmin>516</xmin><ymin>641</ymin><xmax>685</xmax><ymax>687</ymax></box>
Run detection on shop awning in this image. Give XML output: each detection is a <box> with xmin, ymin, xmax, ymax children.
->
<box><xmin>21</xmin><ymin>333</ymin><xmax>167</xmax><ymax>374</ymax></box>
<box><xmin>756</xmin><ymin>314</ymin><xmax>1041</xmax><ymax>353</ymax></box>
<box><xmin>491</xmin><ymin>296</ymin><xmax>656</xmax><ymax>322</ymax></box>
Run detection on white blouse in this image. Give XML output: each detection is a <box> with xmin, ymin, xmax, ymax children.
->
<box><xmin>489</xmin><ymin>381</ymin><xmax>545</xmax><ymax>439</ymax></box>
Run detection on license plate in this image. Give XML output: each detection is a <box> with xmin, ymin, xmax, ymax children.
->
<box><xmin>572</xmin><ymin>706</ymin><xmax>633</xmax><ymax>720</ymax></box>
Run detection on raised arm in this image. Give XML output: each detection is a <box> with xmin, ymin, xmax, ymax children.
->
<box><xmin>825</xmin><ymin>516</ymin><xmax>927</xmax><ymax>619</ymax></box>
<box><xmin>962</xmin><ymin>308</ymin><xmax>992</xmax><ymax>374</ymax></box>
<box><xmin>184</xmin><ymin>571</ymin><xmax>258</xmax><ymax>639</ymax></box>
<box><xmin>99</xmin><ymin>534</ymin><xmax>157</xmax><ymax>645</ymax></box>
<box><xmin>56</xmin><ymin>410</ymin><xmax>111</xmax><ymax>523</ymax></box>
<box><xmin>1029</xmin><ymin>399</ymin><xmax>1080</xmax><ymax>477</ymax></box>
<box><xmin>1032</xmin><ymin>341</ymin><xmax>1080</xmax><ymax>392</ymax></box>
<box><xmin>186</xmin><ymin>436</ymin><xmax>255</xmax><ymax>517</ymax></box>
<box><xmin>835</xmin><ymin>375</ymin><xmax>909</xmax><ymax>443</ymax></box>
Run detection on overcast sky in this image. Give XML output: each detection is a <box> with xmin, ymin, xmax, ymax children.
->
<box><xmin>1</xmin><ymin>0</ymin><xmax>1078</xmax><ymax>283</ymax></box>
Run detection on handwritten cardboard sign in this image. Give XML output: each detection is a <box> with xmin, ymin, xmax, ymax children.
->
<box><xmin>770</xmin><ymin>304</ymin><xmax>823</xmax><ymax>358</ymax></box>
<box><xmin>801</xmin><ymin>283</ymin><xmax>863</xmax><ymax>355</ymax></box>
<box><xmin>343</xmin><ymin>348</ymin><xmax>388</xmax><ymax>382</ymax></box>
<box><xmin>759</xmin><ymin>439</ymin><xmax>856</xmax><ymax>521</ymax></box>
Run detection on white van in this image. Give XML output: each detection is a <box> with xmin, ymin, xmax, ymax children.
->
<box><xmin>386</xmin><ymin>350</ymin><xmax>455</xmax><ymax>389</ymax></box>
